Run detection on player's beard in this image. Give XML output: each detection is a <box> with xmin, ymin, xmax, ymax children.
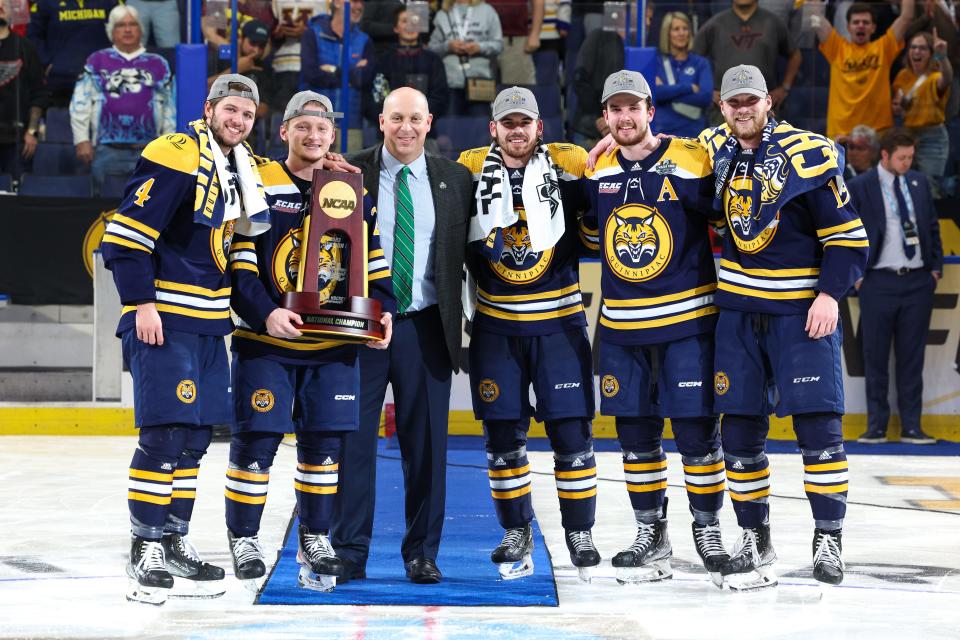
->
<box><xmin>207</xmin><ymin>113</ymin><xmax>249</xmax><ymax>151</ymax></box>
<box><xmin>610</xmin><ymin>118</ymin><xmax>648</xmax><ymax>147</ymax></box>
<box><xmin>498</xmin><ymin>133</ymin><xmax>538</xmax><ymax>161</ymax></box>
<box><xmin>727</xmin><ymin>111</ymin><xmax>766</xmax><ymax>143</ymax></box>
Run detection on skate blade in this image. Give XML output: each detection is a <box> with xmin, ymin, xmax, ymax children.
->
<box><xmin>576</xmin><ymin>566</ymin><xmax>595</xmax><ymax>584</ymax></box>
<box><xmin>298</xmin><ymin>566</ymin><xmax>337</xmax><ymax>592</ymax></box>
<box><xmin>168</xmin><ymin>577</ymin><xmax>226</xmax><ymax>599</ymax></box>
<box><xmin>707</xmin><ymin>571</ymin><xmax>724</xmax><ymax>589</ymax></box>
<box><xmin>722</xmin><ymin>565</ymin><xmax>778</xmax><ymax>592</ymax></box>
<box><xmin>125</xmin><ymin>578</ymin><xmax>169</xmax><ymax>606</ymax></box>
<box><xmin>497</xmin><ymin>554</ymin><xmax>534</xmax><ymax>580</ymax></box>
<box><xmin>614</xmin><ymin>559</ymin><xmax>673</xmax><ymax>585</ymax></box>
<box><xmin>238</xmin><ymin>576</ymin><xmax>266</xmax><ymax>594</ymax></box>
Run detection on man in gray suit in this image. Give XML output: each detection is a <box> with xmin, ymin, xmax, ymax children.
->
<box><xmin>331</xmin><ymin>87</ymin><xmax>473</xmax><ymax>584</ymax></box>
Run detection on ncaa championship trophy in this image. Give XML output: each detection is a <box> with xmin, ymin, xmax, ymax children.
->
<box><xmin>281</xmin><ymin>170</ymin><xmax>384</xmax><ymax>341</ymax></box>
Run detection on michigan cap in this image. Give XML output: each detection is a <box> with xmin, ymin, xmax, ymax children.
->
<box><xmin>283</xmin><ymin>91</ymin><xmax>343</xmax><ymax>122</ymax></box>
<box><xmin>492</xmin><ymin>86</ymin><xmax>539</xmax><ymax>120</ymax></box>
<box><xmin>207</xmin><ymin>73</ymin><xmax>259</xmax><ymax>107</ymax></box>
<box><xmin>720</xmin><ymin>65</ymin><xmax>768</xmax><ymax>101</ymax></box>
<box><xmin>601</xmin><ymin>70</ymin><xmax>651</xmax><ymax>104</ymax></box>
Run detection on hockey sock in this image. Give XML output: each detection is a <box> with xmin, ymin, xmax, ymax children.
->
<box><xmin>794</xmin><ymin>413</ymin><xmax>848</xmax><ymax>530</ymax></box>
<box><xmin>129</xmin><ymin>425</ymin><xmax>189</xmax><ymax>539</ymax></box>
<box><xmin>673</xmin><ymin>417</ymin><xmax>724</xmax><ymax>525</ymax></box>
<box><xmin>721</xmin><ymin>414</ymin><xmax>771</xmax><ymax>528</ymax></box>
<box><xmin>484</xmin><ymin>419</ymin><xmax>533</xmax><ymax>529</ymax></box>
<box><xmin>165</xmin><ymin>425</ymin><xmax>213</xmax><ymax>535</ymax></box>
<box><xmin>547</xmin><ymin>418</ymin><xmax>597</xmax><ymax>531</ymax></box>
<box><xmin>616</xmin><ymin>416</ymin><xmax>667</xmax><ymax>524</ymax></box>
<box><xmin>295</xmin><ymin>431</ymin><xmax>344</xmax><ymax>533</ymax></box>
<box><xmin>225</xmin><ymin>431</ymin><xmax>283</xmax><ymax>538</ymax></box>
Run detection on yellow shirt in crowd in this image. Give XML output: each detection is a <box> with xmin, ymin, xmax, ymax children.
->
<box><xmin>892</xmin><ymin>68</ymin><xmax>950</xmax><ymax>129</ymax></box>
<box><xmin>820</xmin><ymin>28</ymin><xmax>904</xmax><ymax>139</ymax></box>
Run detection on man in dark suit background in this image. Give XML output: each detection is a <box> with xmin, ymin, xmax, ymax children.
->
<box><xmin>331</xmin><ymin>87</ymin><xmax>472</xmax><ymax>583</ymax></box>
<box><xmin>849</xmin><ymin>128</ymin><xmax>944</xmax><ymax>445</ymax></box>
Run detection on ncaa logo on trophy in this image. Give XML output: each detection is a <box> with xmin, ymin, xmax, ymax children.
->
<box><xmin>280</xmin><ymin>170</ymin><xmax>385</xmax><ymax>341</ymax></box>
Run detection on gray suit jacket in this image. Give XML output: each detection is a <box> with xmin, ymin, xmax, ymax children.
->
<box><xmin>347</xmin><ymin>144</ymin><xmax>473</xmax><ymax>371</ymax></box>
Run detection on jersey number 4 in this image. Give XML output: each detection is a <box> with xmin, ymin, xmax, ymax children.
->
<box><xmin>134</xmin><ymin>178</ymin><xmax>155</xmax><ymax>207</ymax></box>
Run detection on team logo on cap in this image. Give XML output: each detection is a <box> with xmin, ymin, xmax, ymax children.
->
<box><xmin>611</xmin><ymin>71</ymin><xmax>635</xmax><ymax>88</ymax></box>
<box><xmin>478</xmin><ymin>379</ymin><xmax>500</xmax><ymax>402</ymax></box>
<box><xmin>601</xmin><ymin>375</ymin><xmax>620</xmax><ymax>398</ymax></box>
<box><xmin>251</xmin><ymin>389</ymin><xmax>275</xmax><ymax>412</ymax></box>
<box><xmin>505</xmin><ymin>91</ymin><xmax>525</xmax><ymax>105</ymax></box>
<box><xmin>177</xmin><ymin>380</ymin><xmax>197</xmax><ymax>404</ymax></box>
<box><xmin>714</xmin><ymin>372</ymin><xmax>730</xmax><ymax>396</ymax></box>
<box><xmin>731</xmin><ymin>68</ymin><xmax>753</xmax><ymax>86</ymax></box>
<box><xmin>604</xmin><ymin>203</ymin><xmax>673</xmax><ymax>282</ymax></box>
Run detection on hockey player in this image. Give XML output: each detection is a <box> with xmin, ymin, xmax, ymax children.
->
<box><xmin>581</xmin><ymin>70</ymin><xmax>729</xmax><ymax>586</ymax></box>
<box><xmin>457</xmin><ymin>87</ymin><xmax>600</xmax><ymax>582</ymax></box>
<box><xmin>102</xmin><ymin>74</ymin><xmax>271</xmax><ymax>605</ymax></box>
<box><xmin>698</xmin><ymin>65</ymin><xmax>868</xmax><ymax>589</ymax></box>
<box><xmin>225</xmin><ymin>91</ymin><xmax>394</xmax><ymax>593</ymax></box>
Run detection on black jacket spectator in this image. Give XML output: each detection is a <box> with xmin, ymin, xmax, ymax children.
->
<box><xmin>0</xmin><ymin>22</ymin><xmax>49</xmax><ymax>177</ymax></box>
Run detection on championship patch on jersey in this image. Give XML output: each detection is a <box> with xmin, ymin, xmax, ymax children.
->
<box><xmin>601</xmin><ymin>375</ymin><xmax>620</xmax><ymax>398</ymax></box>
<box><xmin>490</xmin><ymin>218</ymin><xmax>553</xmax><ymax>284</ymax></box>
<box><xmin>251</xmin><ymin>389</ymin><xmax>275</xmax><ymax>412</ymax></box>
<box><xmin>714</xmin><ymin>371</ymin><xmax>730</xmax><ymax>396</ymax></box>
<box><xmin>478</xmin><ymin>379</ymin><xmax>500</xmax><ymax>402</ymax></box>
<box><xmin>604</xmin><ymin>204</ymin><xmax>673</xmax><ymax>282</ymax></box>
<box><xmin>177</xmin><ymin>380</ymin><xmax>197</xmax><ymax>404</ymax></box>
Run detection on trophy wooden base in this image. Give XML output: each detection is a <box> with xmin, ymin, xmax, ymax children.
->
<box><xmin>281</xmin><ymin>292</ymin><xmax>384</xmax><ymax>342</ymax></box>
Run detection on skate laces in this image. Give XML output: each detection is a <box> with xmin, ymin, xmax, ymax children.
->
<box><xmin>303</xmin><ymin>532</ymin><xmax>335</xmax><ymax>560</ymax></box>
<box><xmin>626</xmin><ymin>522</ymin><xmax>657</xmax><ymax>553</ymax></box>
<box><xmin>813</xmin><ymin>531</ymin><xmax>843</xmax><ymax>570</ymax></box>
<box><xmin>232</xmin><ymin>535</ymin><xmax>264</xmax><ymax>565</ymax></box>
<box><xmin>175</xmin><ymin>535</ymin><xmax>203</xmax><ymax>563</ymax></box>
<box><xmin>567</xmin><ymin>530</ymin><xmax>595</xmax><ymax>553</ymax></box>
<box><xmin>693</xmin><ymin>524</ymin><xmax>726</xmax><ymax>557</ymax></box>
<box><xmin>730</xmin><ymin>529</ymin><xmax>760</xmax><ymax>564</ymax></box>
<box><xmin>138</xmin><ymin>540</ymin><xmax>167</xmax><ymax>573</ymax></box>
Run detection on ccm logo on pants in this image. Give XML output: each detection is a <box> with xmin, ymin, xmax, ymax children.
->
<box><xmin>792</xmin><ymin>377</ymin><xmax>821</xmax><ymax>384</ymax></box>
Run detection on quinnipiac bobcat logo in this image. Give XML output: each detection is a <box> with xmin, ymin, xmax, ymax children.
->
<box><xmin>478</xmin><ymin>379</ymin><xmax>500</xmax><ymax>402</ymax></box>
<box><xmin>601</xmin><ymin>375</ymin><xmax>620</xmax><ymax>398</ymax></box>
<box><xmin>273</xmin><ymin>228</ymin><xmax>345</xmax><ymax>302</ymax></box>
<box><xmin>177</xmin><ymin>380</ymin><xmax>197</xmax><ymax>404</ymax></box>
<box><xmin>211</xmin><ymin>219</ymin><xmax>237</xmax><ymax>273</ymax></box>
<box><xmin>604</xmin><ymin>203</ymin><xmax>672</xmax><ymax>282</ymax></box>
<box><xmin>714</xmin><ymin>372</ymin><xmax>730</xmax><ymax>396</ymax></box>
<box><xmin>490</xmin><ymin>214</ymin><xmax>553</xmax><ymax>284</ymax></box>
<box><xmin>251</xmin><ymin>389</ymin><xmax>275</xmax><ymax>412</ymax></box>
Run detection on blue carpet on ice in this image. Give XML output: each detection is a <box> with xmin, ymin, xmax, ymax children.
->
<box><xmin>257</xmin><ymin>446</ymin><xmax>558</xmax><ymax>606</ymax></box>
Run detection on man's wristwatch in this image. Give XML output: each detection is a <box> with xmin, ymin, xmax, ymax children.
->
<box><xmin>26</xmin><ymin>127</ymin><xmax>37</xmax><ymax>137</ymax></box>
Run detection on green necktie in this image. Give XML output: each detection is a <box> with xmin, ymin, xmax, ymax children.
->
<box><xmin>392</xmin><ymin>165</ymin><xmax>415</xmax><ymax>313</ymax></box>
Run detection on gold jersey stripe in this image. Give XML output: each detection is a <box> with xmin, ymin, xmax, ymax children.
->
<box><xmin>173</xmin><ymin>467</ymin><xmax>199</xmax><ymax>477</ymax></box>
<box><xmin>226</xmin><ymin>468</ymin><xmax>270</xmax><ymax>481</ymax></box>
<box><xmin>477</xmin><ymin>282</ymin><xmax>582</xmax><ymax>303</ymax></box>
<box><xmin>627</xmin><ymin>481</ymin><xmax>668</xmax><ymax>492</ymax></box>
<box><xmin>601</xmin><ymin>307</ymin><xmax>718</xmax><ymax>330</ymax></box>
<box><xmin>298</xmin><ymin>463</ymin><xmax>339</xmax><ymax>472</ymax></box>
<box><xmin>684</xmin><ymin>461</ymin><xmax>725</xmax><ymax>473</ymax></box>
<box><xmin>110</xmin><ymin>213</ymin><xmax>161</xmax><ymax>239</ymax></box>
<box><xmin>224</xmin><ymin>488</ymin><xmax>267</xmax><ymax>504</ymax></box>
<box><xmin>729</xmin><ymin>488</ymin><xmax>770</xmax><ymax>501</ymax></box>
<box><xmin>477</xmin><ymin>303</ymin><xmax>584</xmax><ymax>322</ymax></box>
<box><xmin>624</xmin><ymin>460</ymin><xmax>668</xmax><ymax>472</ymax></box>
<box><xmin>171</xmin><ymin>490</ymin><xmax>197</xmax><ymax>499</ymax></box>
<box><xmin>686</xmin><ymin>483</ymin><xmax>726</xmax><ymax>494</ymax></box>
<box><xmin>558</xmin><ymin>487</ymin><xmax>598</xmax><ymax>500</ymax></box>
<box><xmin>823</xmin><ymin>239</ymin><xmax>870</xmax><ymax>248</ymax></box>
<box><xmin>154</xmin><ymin>279</ymin><xmax>230</xmax><ymax>298</ymax></box>
<box><xmin>717</xmin><ymin>282</ymin><xmax>817</xmax><ymax>300</ymax></box>
<box><xmin>120</xmin><ymin>304</ymin><xmax>231</xmax><ymax>320</ymax></box>
<box><xmin>804</xmin><ymin>461</ymin><xmax>849</xmax><ymax>472</ymax></box>
<box><xmin>102</xmin><ymin>234</ymin><xmax>151</xmax><ymax>253</ymax></box>
<box><xmin>294</xmin><ymin>481</ymin><xmax>337</xmax><ymax>494</ymax></box>
<box><xmin>555</xmin><ymin>467</ymin><xmax>596</xmax><ymax>479</ymax></box>
<box><xmin>129</xmin><ymin>468</ymin><xmax>173</xmax><ymax>482</ymax></box>
<box><xmin>604</xmin><ymin>284</ymin><xmax>717</xmax><ymax>308</ymax></box>
<box><xmin>726</xmin><ymin>468</ymin><xmax>770</xmax><ymax>481</ymax></box>
<box><xmin>719</xmin><ymin>259</ymin><xmax>820</xmax><ymax>278</ymax></box>
<box><xmin>232</xmin><ymin>328</ymin><xmax>345</xmax><ymax>350</ymax></box>
<box><xmin>488</xmin><ymin>464</ymin><xmax>531</xmax><ymax>478</ymax></box>
<box><xmin>804</xmin><ymin>483</ymin><xmax>849</xmax><ymax>494</ymax></box>
<box><xmin>231</xmin><ymin>241</ymin><xmax>256</xmax><ymax>250</ymax></box>
<box><xmin>817</xmin><ymin>218</ymin><xmax>864</xmax><ymax>238</ymax></box>
<box><xmin>492</xmin><ymin>486</ymin><xmax>532</xmax><ymax>500</ymax></box>
<box><xmin>128</xmin><ymin>490</ymin><xmax>172</xmax><ymax>505</ymax></box>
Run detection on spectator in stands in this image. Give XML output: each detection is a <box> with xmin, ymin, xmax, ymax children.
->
<box><xmin>271</xmin><ymin>0</ymin><xmax>328</xmax><ymax>109</ymax></box>
<box><xmin>849</xmin><ymin>128</ymin><xmax>943</xmax><ymax>445</ymax></box>
<box><xmin>692</xmin><ymin>0</ymin><xmax>801</xmax><ymax>122</ymax></box>
<box><xmin>652</xmin><ymin>11</ymin><xmax>712</xmax><ymax>138</ymax></box>
<box><xmin>28</xmin><ymin>0</ymin><xmax>117</xmax><ymax>107</ymax></box>
<box><xmin>428</xmin><ymin>0</ymin><xmax>503</xmax><ymax>97</ymax></box>
<box><xmin>368</xmin><ymin>5</ymin><xmax>449</xmax><ymax>133</ymax></box>
<box><xmin>209</xmin><ymin>20</ymin><xmax>274</xmax><ymax>123</ymax></box>
<box><xmin>360</xmin><ymin>0</ymin><xmax>403</xmax><ymax>54</ymax></box>
<box><xmin>0</xmin><ymin>0</ymin><xmax>47</xmax><ymax>180</ymax></box>
<box><xmin>814</xmin><ymin>0</ymin><xmax>916</xmax><ymax>139</ymax></box>
<box><xmin>69</xmin><ymin>5</ymin><xmax>174</xmax><ymax>195</ymax></box>
<box><xmin>521</xmin><ymin>0</ymin><xmax>568</xmax><ymax>84</ymax></box>
<box><xmin>893</xmin><ymin>29</ymin><xmax>953</xmax><ymax>195</ymax></box>
<box><xmin>838</xmin><ymin>124</ymin><xmax>880</xmax><ymax>179</ymax></box>
<box><xmin>203</xmin><ymin>0</ymin><xmax>278</xmax><ymax>47</ymax></box>
<box><xmin>571</xmin><ymin>15</ymin><xmax>623</xmax><ymax>148</ymax></box>
<box><xmin>301</xmin><ymin>0</ymin><xmax>374</xmax><ymax>151</ymax></box>
<box><xmin>491</xmin><ymin>0</ymin><xmax>539</xmax><ymax>86</ymax></box>
<box><xmin>125</xmin><ymin>0</ymin><xmax>180</xmax><ymax>47</ymax></box>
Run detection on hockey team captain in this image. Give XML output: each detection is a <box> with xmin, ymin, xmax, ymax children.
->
<box><xmin>582</xmin><ymin>70</ymin><xmax>729</xmax><ymax>586</ymax></box>
<box><xmin>458</xmin><ymin>87</ymin><xmax>600</xmax><ymax>582</ymax></box>
<box><xmin>699</xmin><ymin>64</ymin><xmax>868</xmax><ymax>589</ymax></box>
<box><xmin>224</xmin><ymin>91</ymin><xmax>394</xmax><ymax>593</ymax></box>
<box><xmin>101</xmin><ymin>74</ymin><xmax>271</xmax><ymax>605</ymax></box>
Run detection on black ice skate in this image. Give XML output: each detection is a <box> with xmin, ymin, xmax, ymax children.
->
<box><xmin>126</xmin><ymin>535</ymin><xmax>173</xmax><ymax>606</ymax></box>
<box><xmin>692</xmin><ymin>522</ymin><xmax>729</xmax><ymax>588</ymax></box>
<box><xmin>296</xmin><ymin>525</ymin><xmax>341</xmax><ymax>592</ymax></box>
<box><xmin>612</xmin><ymin>500</ymin><xmax>672</xmax><ymax>585</ymax></box>
<box><xmin>229</xmin><ymin>531</ymin><xmax>267</xmax><ymax>592</ymax></box>
<box><xmin>720</xmin><ymin>524</ymin><xmax>778</xmax><ymax>591</ymax></box>
<box><xmin>564</xmin><ymin>529</ymin><xmax>600</xmax><ymax>583</ymax></box>
<box><xmin>491</xmin><ymin>525</ymin><xmax>534</xmax><ymax>580</ymax></box>
<box><xmin>162</xmin><ymin>533</ymin><xmax>226</xmax><ymax>599</ymax></box>
<box><xmin>812</xmin><ymin>528</ymin><xmax>844</xmax><ymax>586</ymax></box>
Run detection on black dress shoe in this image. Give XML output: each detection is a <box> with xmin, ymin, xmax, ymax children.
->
<box><xmin>337</xmin><ymin>558</ymin><xmax>367</xmax><ymax>584</ymax></box>
<box><xmin>405</xmin><ymin>558</ymin><xmax>442</xmax><ymax>584</ymax></box>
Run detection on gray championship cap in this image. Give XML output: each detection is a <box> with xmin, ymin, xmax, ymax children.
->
<box><xmin>207</xmin><ymin>73</ymin><xmax>260</xmax><ymax>107</ymax></box>
<box><xmin>492</xmin><ymin>86</ymin><xmax>539</xmax><ymax>120</ymax></box>
<box><xmin>601</xmin><ymin>70</ymin><xmax>651</xmax><ymax>104</ymax></box>
<box><xmin>720</xmin><ymin>64</ymin><xmax>768</xmax><ymax>101</ymax></box>
<box><xmin>283</xmin><ymin>90</ymin><xmax>344</xmax><ymax>122</ymax></box>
